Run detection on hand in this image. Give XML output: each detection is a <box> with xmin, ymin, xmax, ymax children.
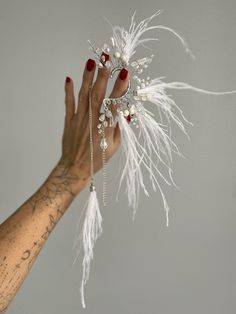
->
<box><xmin>54</xmin><ymin>57</ymin><xmax>129</xmax><ymax>195</ymax></box>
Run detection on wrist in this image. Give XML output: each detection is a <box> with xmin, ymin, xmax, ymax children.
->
<box><xmin>48</xmin><ymin>159</ymin><xmax>90</xmax><ymax>196</ymax></box>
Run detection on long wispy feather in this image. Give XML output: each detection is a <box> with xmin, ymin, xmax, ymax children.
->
<box><xmin>117</xmin><ymin>110</ymin><xmax>175</xmax><ymax>225</ymax></box>
<box><xmin>103</xmin><ymin>9</ymin><xmax>195</xmax><ymax>63</ymax></box>
<box><xmin>77</xmin><ymin>189</ymin><xmax>103</xmax><ymax>309</ymax></box>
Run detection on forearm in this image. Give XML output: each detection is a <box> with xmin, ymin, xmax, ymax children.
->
<box><xmin>0</xmin><ymin>162</ymin><xmax>88</xmax><ymax>313</ymax></box>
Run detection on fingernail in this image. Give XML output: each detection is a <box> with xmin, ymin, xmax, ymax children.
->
<box><xmin>101</xmin><ymin>52</ymin><xmax>110</xmax><ymax>62</ymax></box>
<box><xmin>119</xmin><ymin>68</ymin><xmax>128</xmax><ymax>80</ymax></box>
<box><xmin>86</xmin><ymin>59</ymin><xmax>95</xmax><ymax>71</ymax></box>
<box><xmin>65</xmin><ymin>76</ymin><xmax>71</xmax><ymax>83</ymax></box>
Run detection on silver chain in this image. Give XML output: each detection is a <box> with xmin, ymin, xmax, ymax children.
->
<box><xmin>88</xmin><ymin>84</ymin><xmax>95</xmax><ymax>190</ymax></box>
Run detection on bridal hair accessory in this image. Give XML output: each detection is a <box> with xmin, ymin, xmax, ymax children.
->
<box><xmin>73</xmin><ymin>10</ymin><xmax>236</xmax><ymax>308</ymax></box>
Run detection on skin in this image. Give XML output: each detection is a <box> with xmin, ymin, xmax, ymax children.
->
<box><xmin>0</xmin><ymin>58</ymin><xmax>129</xmax><ymax>313</ymax></box>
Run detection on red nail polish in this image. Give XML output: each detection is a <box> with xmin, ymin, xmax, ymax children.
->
<box><xmin>119</xmin><ymin>68</ymin><xmax>128</xmax><ymax>80</ymax></box>
<box><xmin>86</xmin><ymin>59</ymin><xmax>95</xmax><ymax>71</ymax></box>
<box><xmin>66</xmin><ymin>76</ymin><xmax>71</xmax><ymax>83</ymax></box>
<box><xmin>101</xmin><ymin>52</ymin><xmax>110</xmax><ymax>62</ymax></box>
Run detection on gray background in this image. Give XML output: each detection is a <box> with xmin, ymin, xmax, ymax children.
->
<box><xmin>0</xmin><ymin>0</ymin><xmax>236</xmax><ymax>313</ymax></box>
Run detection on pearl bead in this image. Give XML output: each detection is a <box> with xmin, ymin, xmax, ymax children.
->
<box><xmin>124</xmin><ymin>110</ymin><xmax>129</xmax><ymax>117</ymax></box>
<box><xmin>114</xmin><ymin>51</ymin><xmax>121</xmax><ymax>59</ymax></box>
<box><xmin>121</xmin><ymin>54</ymin><xmax>127</xmax><ymax>63</ymax></box>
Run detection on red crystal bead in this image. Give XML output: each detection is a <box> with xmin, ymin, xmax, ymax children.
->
<box><xmin>126</xmin><ymin>114</ymin><xmax>131</xmax><ymax>123</ymax></box>
<box><xmin>101</xmin><ymin>52</ymin><xmax>110</xmax><ymax>62</ymax></box>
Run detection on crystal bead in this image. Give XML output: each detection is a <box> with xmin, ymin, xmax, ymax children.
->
<box><xmin>100</xmin><ymin>138</ymin><xmax>108</xmax><ymax>150</ymax></box>
<box><xmin>103</xmin><ymin>121</ymin><xmax>108</xmax><ymax>127</ymax></box>
<box><xmin>105</xmin><ymin>60</ymin><xmax>111</xmax><ymax>68</ymax></box>
<box><xmin>97</xmin><ymin>123</ymin><xmax>102</xmax><ymax>129</ymax></box>
<box><xmin>131</xmin><ymin>61</ymin><xmax>138</xmax><ymax>67</ymax></box>
<box><xmin>126</xmin><ymin>114</ymin><xmax>131</xmax><ymax>123</ymax></box>
<box><xmin>130</xmin><ymin>105</ymin><xmax>136</xmax><ymax>115</ymax></box>
<box><xmin>105</xmin><ymin>110</ymin><xmax>112</xmax><ymax>118</ymax></box>
<box><xmin>99</xmin><ymin>114</ymin><xmax>105</xmax><ymax>122</ymax></box>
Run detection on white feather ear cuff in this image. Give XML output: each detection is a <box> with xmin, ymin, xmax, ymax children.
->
<box><xmin>73</xmin><ymin>10</ymin><xmax>236</xmax><ymax>308</ymax></box>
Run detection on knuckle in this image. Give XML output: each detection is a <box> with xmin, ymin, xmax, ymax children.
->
<box><xmin>98</xmin><ymin>67</ymin><xmax>109</xmax><ymax>79</ymax></box>
<box><xmin>91</xmin><ymin>90</ymin><xmax>101</xmax><ymax>105</ymax></box>
<box><xmin>78</xmin><ymin>89</ymin><xmax>88</xmax><ymax>103</ymax></box>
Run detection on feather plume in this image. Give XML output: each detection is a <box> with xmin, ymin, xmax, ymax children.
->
<box><xmin>75</xmin><ymin>189</ymin><xmax>103</xmax><ymax>309</ymax></box>
<box><xmin>104</xmin><ymin>10</ymin><xmax>195</xmax><ymax>64</ymax></box>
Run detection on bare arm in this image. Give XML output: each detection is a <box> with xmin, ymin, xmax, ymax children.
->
<box><xmin>0</xmin><ymin>57</ymin><xmax>129</xmax><ymax>313</ymax></box>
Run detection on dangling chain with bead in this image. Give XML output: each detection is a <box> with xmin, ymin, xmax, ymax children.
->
<box><xmin>88</xmin><ymin>84</ymin><xmax>96</xmax><ymax>192</ymax></box>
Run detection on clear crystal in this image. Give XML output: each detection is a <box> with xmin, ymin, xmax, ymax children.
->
<box><xmin>100</xmin><ymin>138</ymin><xmax>108</xmax><ymax>150</ymax></box>
<box><xmin>99</xmin><ymin>114</ymin><xmax>105</xmax><ymax>122</ymax></box>
<box><xmin>130</xmin><ymin>105</ymin><xmax>136</xmax><ymax>114</ymax></box>
<box><xmin>105</xmin><ymin>60</ymin><xmax>111</xmax><ymax>68</ymax></box>
<box><xmin>105</xmin><ymin>110</ymin><xmax>112</xmax><ymax>118</ymax></box>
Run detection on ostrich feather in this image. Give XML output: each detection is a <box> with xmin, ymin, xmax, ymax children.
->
<box><xmin>117</xmin><ymin>110</ymin><xmax>174</xmax><ymax>224</ymax></box>
<box><xmin>103</xmin><ymin>9</ymin><xmax>195</xmax><ymax>64</ymax></box>
<box><xmin>74</xmin><ymin>189</ymin><xmax>103</xmax><ymax>309</ymax></box>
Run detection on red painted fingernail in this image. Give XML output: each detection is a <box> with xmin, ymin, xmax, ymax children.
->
<box><xmin>86</xmin><ymin>59</ymin><xmax>95</xmax><ymax>71</ymax></box>
<box><xmin>119</xmin><ymin>68</ymin><xmax>128</xmax><ymax>80</ymax></box>
<box><xmin>101</xmin><ymin>52</ymin><xmax>110</xmax><ymax>62</ymax></box>
<box><xmin>65</xmin><ymin>76</ymin><xmax>71</xmax><ymax>83</ymax></box>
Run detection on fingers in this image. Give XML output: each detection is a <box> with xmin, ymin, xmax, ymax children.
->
<box><xmin>75</xmin><ymin>58</ymin><xmax>96</xmax><ymax>121</ymax></box>
<box><xmin>64</xmin><ymin>76</ymin><xmax>76</xmax><ymax>122</ymax></box>
<box><xmin>109</xmin><ymin>68</ymin><xmax>129</xmax><ymax>99</ymax></box>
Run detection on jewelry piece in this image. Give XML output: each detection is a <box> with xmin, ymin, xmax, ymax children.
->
<box><xmin>74</xmin><ymin>10</ymin><xmax>236</xmax><ymax>308</ymax></box>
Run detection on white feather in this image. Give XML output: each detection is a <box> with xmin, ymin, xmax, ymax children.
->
<box><xmin>117</xmin><ymin>111</ymin><xmax>173</xmax><ymax>224</ymax></box>
<box><xmin>104</xmin><ymin>10</ymin><xmax>195</xmax><ymax>63</ymax></box>
<box><xmin>76</xmin><ymin>190</ymin><xmax>103</xmax><ymax>309</ymax></box>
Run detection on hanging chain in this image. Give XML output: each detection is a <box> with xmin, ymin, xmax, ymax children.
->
<box><xmin>88</xmin><ymin>84</ymin><xmax>95</xmax><ymax>191</ymax></box>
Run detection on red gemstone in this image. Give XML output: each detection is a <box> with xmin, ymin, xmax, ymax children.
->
<box><xmin>101</xmin><ymin>52</ymin><xmax>110</xmax><ymax>62</ymax></box>
<box><xmin>126</xmin><ymin>114</ymin><xmax>131</xmax><ymax>123</ymax></box>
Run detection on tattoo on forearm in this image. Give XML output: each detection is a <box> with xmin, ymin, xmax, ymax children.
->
<box><xmin>0</xmin><ymin>201</ymin><xmax>65</xmax><ymax>311</ymax></box>
<box><xmin>29</xmin><ymin>164</ymin><xmax>87</xmax><ymax>214</ymax></box>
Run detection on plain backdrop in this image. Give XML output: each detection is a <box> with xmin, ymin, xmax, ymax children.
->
<box><xmin>0</xmin><ymin>1</ymin><xmax>236</xmax><ymax>313</ymax></box>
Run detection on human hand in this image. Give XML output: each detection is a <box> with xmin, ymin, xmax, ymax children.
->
<box><xmin>54</xmin><ymin>56</ymin><xmax>129</xmax><ymax>195</ymax></box>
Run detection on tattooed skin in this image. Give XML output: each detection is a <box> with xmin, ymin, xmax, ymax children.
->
<box><xmin>28</xmin><ymin>162</ymin><xmax>87</xmax><ymax>213</ymax></box>
<box><xmin>0</xmin><ymin>163</ymin><xmax>87</xmax><ymax>313</ymax></box>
